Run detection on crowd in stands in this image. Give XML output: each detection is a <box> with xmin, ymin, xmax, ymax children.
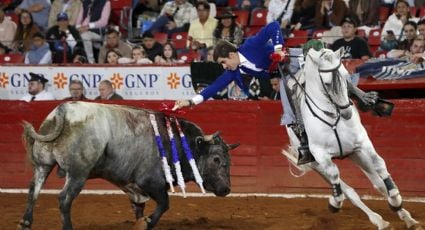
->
<box><xmin>2</xmin><ymin>0</ymin><xmax>425</xmax><ymax>100</ymax></box>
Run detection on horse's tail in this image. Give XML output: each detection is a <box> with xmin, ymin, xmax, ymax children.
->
<box><xmin>22</xmin><ymin>104</ymin><xmax>66</xmax><ymax>165</ymax></box>
<box><xmin>281</xmin><ymin>147</ymin><xmax>312</xmax><ymax>177</ymax></box>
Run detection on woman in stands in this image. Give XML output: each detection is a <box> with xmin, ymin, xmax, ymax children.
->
<box><xmin>213</xmin><ymin>10</ymin><xmax>244</xmax><ymax>47</ymax></box>
<box><xmin>381</xmin><ymin>0</ymin><xmax>419</xmax><ymax>51</ymax></box>
<box><xmin>154</xmin><ymin>42</ymin><xmax>183</xmax><ymax>64</ymax></box>
<box><xmin>104</xmin><ymin>49</ymin><xmax>122</xmax><ymax>65</ymax></box>
<box><xmin>12</xmin><ymin>9</ymin><xmax>40</xmax><ymax>53</ymax></box>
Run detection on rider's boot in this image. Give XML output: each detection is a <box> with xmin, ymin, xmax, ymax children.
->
<box><xmin>297</xmin><ymin>131</ymin><xmax>315</xmax><ymax>165</ymax></box>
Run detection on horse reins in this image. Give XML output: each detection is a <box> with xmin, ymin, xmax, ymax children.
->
<box><xmin>278</xmin><ymin>59</ymin><xmax>350</xmax><ymax>158</ymax></box>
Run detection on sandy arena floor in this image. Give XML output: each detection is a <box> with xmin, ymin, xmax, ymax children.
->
<box><xmin>1</xmin><ymin>193</ymin><xmax>424</xmax><ymax>230</ymax></box>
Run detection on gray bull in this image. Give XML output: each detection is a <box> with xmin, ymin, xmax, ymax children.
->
<box><xmin>19</xmin><ymin>101</ymin><xmax>239</xmax><ymax>230</ymax></box>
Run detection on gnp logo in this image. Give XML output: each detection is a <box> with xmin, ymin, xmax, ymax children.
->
<box><xmin>167</xmin><ymin>72</ymin><xmax>180</xmax><ymax>89</ymax></box>
<box><xmin>53</xmin><ymin>73</ymin><xmax>68</xmax><ymax>89</ymax></box>
<box><xmin>0</xmin><ymin>72</ymin><xmax>9</xmax><ymax>88</ymax></box>
<box><xmin>110</xmin><ymin>73</ymin><xmax>123</xmax><ymax>89</ymax></box>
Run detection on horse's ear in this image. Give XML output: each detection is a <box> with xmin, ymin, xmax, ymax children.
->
<box><xmin>335</xmin><ymin>47</ymin><xmax>345</xmax><ymax>59</ymax></box>
<box><xmin>307</xmin><ymin>48</ymin><xmax>321</xmax><ymax>62</ymax></box>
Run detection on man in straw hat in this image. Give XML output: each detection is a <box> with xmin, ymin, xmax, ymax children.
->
<box><xmin>20</xmin><ymin>72</ymin><xmax>55</xmax><ymax>102</ymax></box>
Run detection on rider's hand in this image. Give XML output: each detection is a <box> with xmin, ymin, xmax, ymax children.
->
<box><xmin>362</xmin><ymin>91</ymin><xmax>379</xmax><ymax>105</ymax></box>
<box><xmin>270</xmin><ymin>47</ymin><xmax>288</xmax><ymax>63</ymax></box>
<box><xmin>172</xmin><ymin>100</ymin><xmax>192</xmax><ymax>111</ymax></box>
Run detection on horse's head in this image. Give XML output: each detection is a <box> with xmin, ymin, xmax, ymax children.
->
<box><xmin>305</xmin><ymin>48</ymin><xmax>352</xmax><ymax>119</ymax></box>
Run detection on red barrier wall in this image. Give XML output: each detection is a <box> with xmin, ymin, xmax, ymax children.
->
<box><xmin>0</xmin><ymin>100</ymin><xmax>424</xmax><ymax>197</ymax></box>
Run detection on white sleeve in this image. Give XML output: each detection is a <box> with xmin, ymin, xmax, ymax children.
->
<box><xmin>192</xmin><ymin>94</ymin><xmax>204</xmax><ymax>105</ymax></box>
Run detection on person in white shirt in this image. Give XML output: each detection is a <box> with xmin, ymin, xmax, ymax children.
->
<box><xmin>20</xmin><ymin>72</ymin><xmax>55</xmax><ymax>102</ymax></box>
<box><xmin>266</xmin><ymin>0</ymin><xmax>295</xmax><ymax>30</ymax></box>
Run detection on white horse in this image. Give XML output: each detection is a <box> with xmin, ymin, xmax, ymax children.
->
<box><xmin>283</xmin><ymin>48</ymin><xmax>423</xmax><ymax>230</ymax></box>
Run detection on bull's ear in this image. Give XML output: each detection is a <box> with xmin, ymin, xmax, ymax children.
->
<box><xmin>227</xmin><ymin>143</ymin><xmax>240</xmax><ymax>150</ymax></box>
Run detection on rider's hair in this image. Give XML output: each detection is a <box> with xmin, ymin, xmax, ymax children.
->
<box><xmin>213</xmin><ymin>40</ymin><xmax>237</xmax><ymax>62</ymax></box>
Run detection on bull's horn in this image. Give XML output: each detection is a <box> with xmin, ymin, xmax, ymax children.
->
<box><xmin>203</xmin><ymin>131</ymin><xmax>221</xmax><ymax>142</ymax></box>
<box><xmin>227</xmin><ymin>143</ymin><xmax>240</xmax><ymax>150</ymax></box>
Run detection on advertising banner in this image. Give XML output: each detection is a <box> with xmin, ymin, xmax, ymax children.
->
<box><xmin>0</xmin><ymin>65</ymin><xmax>196</xmax><ymax>100</ymax></box>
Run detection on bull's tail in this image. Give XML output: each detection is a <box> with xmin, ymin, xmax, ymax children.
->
<box><xmin>22</xmin><ymin>104</ymin><xmax>66</xmax><ymax>164</ymax></box>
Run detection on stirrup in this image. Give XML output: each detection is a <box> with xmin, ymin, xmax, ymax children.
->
<box><xmin>297</xmin><ymin>145</ymin><xmax>315</xmax><ymax>165</ymax></box>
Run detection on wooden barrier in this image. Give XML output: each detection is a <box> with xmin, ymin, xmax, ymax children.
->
<box><xmin>0</xmin><ymin>100</ymin><xmax>424</xmax><ymax>197</ymax></box>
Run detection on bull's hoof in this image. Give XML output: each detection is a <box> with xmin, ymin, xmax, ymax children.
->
<box><xmin>408</xmin><ymin>223</ymin><xmax>425</xmax><ymax>230</ymax></box>
<box><xmin>328</xmin><ymin>203</ymin><xmax>340</xmax><ymax>213</ymax></box>
<box><xmin>133</xmin><ymin>217</ymin><xmax>150</xmax><ymax>230</ymax></box>
<box><xmin>17</xmin><ymin>219</ymin><xmax>31</xmax><ymax>230</ymax></box>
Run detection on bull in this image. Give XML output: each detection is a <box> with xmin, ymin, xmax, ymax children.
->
<box><xmin>19</xmin><ymin>101</ymin><xmax>239</xmax><ymax>230</ymax></box>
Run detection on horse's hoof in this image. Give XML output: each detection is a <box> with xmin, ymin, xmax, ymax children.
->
<box><xmin>379</xmin><ymin>222</ymin><xmax>393</xmax><ymax>230</ymax></box>
<box><xmin>133</xmin><ymin>217</ymin><xmax>149</xmax><ymax>230</ymax></box>
<box><xmin>408</xmin><ymin>223</ymin><xmax>425</xmax><ymax>230</ymax></box>
<box><xmin>328</xmin><ymin>203</ymin><xmax>340</xmax><ymax>213</ymax></box>
<box><xmin>18</xmin><ymin>219</ymin><xmax>31</xmax><ymax>230</ymax></box>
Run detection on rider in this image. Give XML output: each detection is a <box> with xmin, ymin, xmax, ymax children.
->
<box><xmin>173</xmin><ymin>22</ymin><xmax>378</xmax><ymax>165</ymax></box>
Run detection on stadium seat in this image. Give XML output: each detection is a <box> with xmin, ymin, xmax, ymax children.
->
<box><xmin>109</xmin><ymin>0</ymin><xmax>133</xmax><ymax>37</ymax></box>
<box><xmin>0</xmin><ymin>54</ymin><xmax>25</xmax><ymax>64</ymax></box>
<box><xmin>244</xmin><ymin>26</ymin><xmax>262</xmax><ymax>37</ymax></box>
<box><xmin>379</xmin><ymin>6</ymin><xmax>390</xmax><ymax>26</ymax></box>
<box><xmin>234</xmin><ymin>10</ymin><xmax>249</xmax><ymax>27</ymax></box>
<box><xmin>368</xmin><ymin>28</ymin><xmax>382</xmax><ymax>55</ymax></box>
<box><xmin>312</xmin><ymin>29</ymin><xmax>327</xmax><ymax>40</ymax></box>
<box><xmin>171</xmin><ymin>32</ymin><xmax>188</xmax><ymax>49</ymax></box>
<box><xmin>410</xmin><ymin>6</ymin><xmax>418</xmax><ymax>17</ymax></box>
<box><xmin>285</xmin><ymin>30</ymin><xmax>308</xmax><ymax>48</ymax></box>
<box><xmin>228</xmin><ymin>0</ymin><xmax>238</xmax><ymax>8</ymax></box>
<box><xmin>356</xmin><ymin>29</ymin><xmax>366</xmax><ymax>39</ymax></box>
<box><xmin>419</xmin><ymin>7</ymin><xmax>425</xmax><ymax>18</ymax></box>
<box><xmin>5</xmin><ymin>12</ymin><xmax>18</xmax><ymax>24</ymax></box>
<box><xmin>178</xmin><ymin>51</ymin><xmax>200</xmax><ymax>63</ymax></box>
<box><xmin>249</xmin><ymin>8</ymin><xmax>267</xmax><ymax>26</ymax></box>
<box><xmin>154</xmin><ymin>32</ymin><xmax>168</xmax><ymax>45</ymax></box>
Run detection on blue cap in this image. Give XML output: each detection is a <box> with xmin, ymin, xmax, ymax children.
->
<box><xmin>57</xmin><ymin>12</ymin><xmax>69</xmax><ymax>21</ymax></box>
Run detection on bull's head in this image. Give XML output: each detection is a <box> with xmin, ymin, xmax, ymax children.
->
<box><xmin>196</xmin><ymin>131</ymin><xmax>239</xmax><ymax>197</ymax></box>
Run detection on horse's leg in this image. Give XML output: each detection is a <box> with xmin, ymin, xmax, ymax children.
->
<box><xmin>350</xmin><ymin>149</ymin><xmax>421</xmax><ymax>229</ymax></box>
<box><xmin>311</xmin><ymin>163</ymin><xmax>391</xmax><ymax>230</ymax></box>
<box><xmin>19</xmin><ymin>165</ymin><xmax>54</xmax><ymax>230</ymax></box>
<box><xmin>311</xmin><ymin>150</ymin><xmax>344</xmax><ymax>206</ymax></box>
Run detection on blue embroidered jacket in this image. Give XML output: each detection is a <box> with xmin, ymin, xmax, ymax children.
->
<box><xmin>199</xmin><ymin>21</ymin><xmax>283</xmax><ymax>100</ymax></box>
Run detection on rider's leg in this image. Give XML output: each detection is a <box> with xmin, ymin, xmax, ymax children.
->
<box><xmin>279</xmin><ymin>76</ymin><xmax>314</xmax><ymax>165</ymax></box>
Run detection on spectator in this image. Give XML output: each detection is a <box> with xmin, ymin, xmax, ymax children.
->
<box><xmin>381</xmin><ymin>0</ymin><xmax>419</xmax><ymax>49</ymax></box>
<box><xmin>397</xmin><ymin>21</ymin><xmax>418</xmax><ymax>51</ymax></box>
<box><xmin>258</xmin><ymin>74</ymin><xmax>281</xmax><ymax>100</ymax></box>
<box><xmin>64</xmin><ymin>80</ymin><xmax>88</xmax><ymax>101</ymax></box>
<box><xmin>290</xmin><ymin>0</ymin><xmax>316</xmax><ymax>31</ymax></box>
<box><xmin>48</xmin><ymin>0</ymin><xmax>82</xmax><ymax>28</ymax></box>
<box><xmin>387</xmin><ymin>36</ymin><xmax>424</xmax><ymax>61</ymax></box>
<box><xmin>95</xmin><ymin>79</ymin><xmax>123</xmax><ymax>100</ymax></box>
<box><xmin>0</xmin><ymin>8</ymin><xmax>17</xmax><ymax>49</ymax></box>
<box><xmin>24</xmin><ymin>32</ymin><xmax>52</xmax><ymax>64</ymax></box>
<box><xmin>141</xmin><ymin>31</ymin><xmax>162</xmax><ymax>62</ymax></box>
<box><xmin>46</xmin><ymin>12</ymin><xmax>84</xmax><ymax>63</ymax></box>
<box><xmin>314</xmin><ymin>0</ymin><xmax>347</xmax><ymax>30</ymax></box>
<box><xmin>20</xmin><ymin>72</ymin><xmax>55</xmax><ymax>102</ymax></box>
<box><xmin>206</xmin><ymin>45</ymin><xmax>214</xmax><ymax>61</ymax></box>
<box><xmin>104</xmin><ymin>49</ymin><xmax>121</xmax><ymax>64</ymax></box>
<box><xmin>417</xmin><ymin>19</ymin><xmax>425</xmax><ymax>36</ymax></box>
<box><xmin>237</xmin><ymin>0</ymin><xmax>262</xmax><ymax>11</ymax></box>
<box><xmin>98</xmin><ymin>28</ymin><xmax>132</xmax><ymax>64</ymax></box>
<box><xmin>146</xmin><ymin>0</ymin><xmax>193</xmax><ymax>35</ymax></box>
<box><xmin>266</xmin><ymin>0</ymin><xmax>296</xmax><ymax>32</ymax></box>
<box><xmin>330</xmin><ymin>16</ymin><xmax>371</xmax><ymax>60</ymax></box>
<box><xmin>119</xmin><ymin>46</ymin><xmax>153</xmax><ymax>64</ymax></box>
<box><xmin>213</xmin><ymin>10</ymin><xmax>244</xmax><ymax>47</ymax></box>
<box><xmin>190</xmin><ymin>0</ymin><xmax>216</xmax><ymax>21</ymax></box>
<box><xmin>14</xmin><ymin>0</ymin><xmax>51</xmax><ymax>31</ymax></box>
<box><xmin>154</xmin><ymin>42</ymin><xmax>182</xmax><ymax>64</ymax></box>
<box><xmin>76</xmin><ymin>0</ymin><xmax>111</xmax><ymax>63</ymax></box>
<box><xmin>187</xmin><ymin>1</ymin><xmax>217</xmax><ymax>59</ymax></box>
<box><xmin>12</xmin><ymin>9</ymin><xmax>40</xmax><ymax>52</ymax></box>
<box><xmin>348</xmin><ymin>0</ymin><xmax>379</xmax><ymax>27</ymax></box>
<box><xmin>72</xmin><ymin>47</ymin><xmax>88</xmax><ymax>63</ymax></box>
